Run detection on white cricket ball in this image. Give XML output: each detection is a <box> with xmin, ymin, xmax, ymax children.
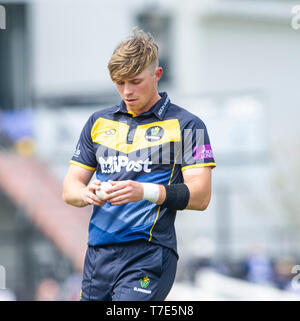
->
<box><xmin>96</xmin><ymin>181</ymin><xmax>112</xmax><ymax>200</ymax></box>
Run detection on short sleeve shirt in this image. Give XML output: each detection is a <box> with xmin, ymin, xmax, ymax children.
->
<box><xmin>70</xmin><ymin>92</ymin><xmax>216</xmax><ymax>256</ymax></box>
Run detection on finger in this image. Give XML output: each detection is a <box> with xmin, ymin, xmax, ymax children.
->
<box><xmin>104</xmin><ymin>187</ymin><xmax>130</xmax><ymax>201</ymax></box>
<box><xmin>87</xmin><ymin>196</ymin><xmax>105</xmax><ymax>206</ymax></box>
<box><xmin>91</xmin><ymin>179</ymin><xmax>101</xmax><ymax>187</ymax></box>
<box><xmin>106</xmin><ymin>180</ymin><xmax>120</xmax><ymax>191</ymax></box>
<box><xmin>104</xmin><ymin>188</ymin><xmax>124</xmax><ymax>199</ymax></box>
<box><xmin>88</xmin><ymin>182</ymin><xmax>101</xmax><ymax>192</ymax></box>
<box><xmin>86</xmin><ymin>196</ymin><xmax>94</xmax><ymax>205</ymax></box>
<box><xmin>108</xmin><ymin>193</ymin><xmax>130</xmax><ymax>204</ymax></box>
<box><xmin>94</xmin><ymin>201</ymin><xmax>106</xmax><ymax>206</ymax></box>
<box><xmin>106</xmin><ymin>181</ymin><xmax>128</xmax><ymax>194</ymax></box>
<box><xmin>87</xmin><ymin>183</ymin><xmax>97</xmax><ymax>191</ymax></box>
<box><xmin>110</xmin><ymin>199</ymin><xmax>130</xmax><ymax>206</ymax></box>
<box><xmin>87</xmin><ymin>195</ymin><xmax>104</xmax><ymax>206</ymax></box>
<box><xmin>89</xmin><ymin>192</ymin><xmax>105</xmax><ymax>204</ymax></box>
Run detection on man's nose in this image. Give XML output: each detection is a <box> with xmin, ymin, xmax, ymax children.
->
<box><xmin>123</xmin><ymin>83</ymin><xmax>133</xmax><ymax>96</ymax></box>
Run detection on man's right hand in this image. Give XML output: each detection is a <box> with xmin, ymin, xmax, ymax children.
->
<box><xmin>80</xmin><ymin>179</ymin><xmax>106</xmax><ymax>207</ymax></box>
<box><xmin>63</xmin><ymin>164</ymin><xmax>106</xmax><ymax>208</ymax></box>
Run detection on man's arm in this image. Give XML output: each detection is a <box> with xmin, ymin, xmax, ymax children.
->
<box><xmin>62</xmin><ymin>164</ymin><xmax>105</xmax><ymax>207</ymax></box>
<box><xmin>181</xmin><ymin>167</ymin><xmax>212</xmax><ymax>211</ymax></box>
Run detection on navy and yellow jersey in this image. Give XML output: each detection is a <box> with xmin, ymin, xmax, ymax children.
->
<box><xmin>70</xmin><ymin>92</ymin><xmax>216</xmax><ymax>256</ymax></box>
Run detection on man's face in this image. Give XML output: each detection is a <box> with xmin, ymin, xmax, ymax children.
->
<box><xmin>115</xmin><ymin>66</ymin><xmax>163</xmax><ymax>114</ymax></box>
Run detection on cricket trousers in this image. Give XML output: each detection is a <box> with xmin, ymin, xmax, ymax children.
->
<box><xmin>80</xmin><ymin>239</ymin><xmax>178</xmax><ymax>301</ymax></box>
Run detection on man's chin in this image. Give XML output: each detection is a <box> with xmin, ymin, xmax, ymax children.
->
<box><xmin>126</xmin><ymin>101</ymin><xmax>143</xmax><ymax>111</ymax></box>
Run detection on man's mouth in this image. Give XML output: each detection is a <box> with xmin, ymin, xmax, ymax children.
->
<box><xmin>125</xmin><ymin>98</ymin><xmax>137</xmax><ymax>104</ymax></box>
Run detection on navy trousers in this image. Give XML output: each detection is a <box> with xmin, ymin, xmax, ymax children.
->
<box><xmin>80</xmin><ymin>239</ymin><xmax>178</xmax><ymax>301</ymax></box>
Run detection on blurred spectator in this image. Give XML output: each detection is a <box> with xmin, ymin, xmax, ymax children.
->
<box><xmin>0</xmin><ymin>108</ymin><xmax>35</xmax><ymax>156</ymax></box>
<box><xmin>273</xmin><ymin>256</ymin><xmax>295</xmax><ymax>290</ymax></box>
<box><xmin>35</xmin><ymin>278</ymin><xmax>59</xmax><ymax>301</ymax></box>
<box><xmin>245</xmin><ymin>245</ymin><xmax>274</xmax><ymax>285</ymax></box>
<box><xmin>0</xmin><ymin>132</ymin><xmax>13</xmax><ymax>149</ymax></box>
<box><xmin>185</xmin><ymin>237</ymin><xmax>216</xmax><ymax>282</ymax></box>
<box><xmin>58</xmin><ymin>273</ymin><xmax>82</xmax><ymax>301</ymax></box>
<box><xmin>15</xmin><ymin>137</ymin><xmax>34</xmax><ymax>157</ymax></box>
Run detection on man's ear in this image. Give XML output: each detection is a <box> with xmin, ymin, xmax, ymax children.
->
<box><xmin>155</xmin><ymin>67</ymin><xmax>163</xmax><ymax>82</ymax></box>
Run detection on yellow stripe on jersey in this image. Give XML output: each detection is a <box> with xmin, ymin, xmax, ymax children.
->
<box><xmin>91</xmin><ymin>117</ymin><xmax>181</xmax><ymax>154</ymax></box>
<box><xmin>148</xmin><ymin>206</ymin><xmax>161</xmax><ymax>242</ymax></box>
<box><xmin>181</xmin><ymin>162</ymin><xmax>216</xmax><ymax>172</ymax></box>
<box><xmin>70</xmin><ymin>160</ymin><xmax>96</xmax><ymax>171</ymax></box>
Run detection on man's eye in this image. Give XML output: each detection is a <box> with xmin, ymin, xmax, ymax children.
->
<box><xmin>117</xmin><ymin>82</ymin><xmax>124</xmax><ymax>86</ymax></box>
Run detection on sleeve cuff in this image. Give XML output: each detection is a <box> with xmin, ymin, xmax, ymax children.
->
<box><xmin>69</xmin><ymin>160</ymin><xmax>96</xmax><ymax>171</ymax></box>
<box><xmin>181</xmin><ymin>162</ymin><xmax>216</xmax><ymax>172</ymax></box>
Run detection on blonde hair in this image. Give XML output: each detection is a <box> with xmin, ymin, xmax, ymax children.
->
<box><xmin>108</xmin><ymin>27</ymin><xmax>159</xmax><ymax>82</ymax></box>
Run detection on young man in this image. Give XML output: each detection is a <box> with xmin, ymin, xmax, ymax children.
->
<box><xmin>62</xmin><ymin>28</ymin><xmax>216</xmax><ymax>301</ymax></box>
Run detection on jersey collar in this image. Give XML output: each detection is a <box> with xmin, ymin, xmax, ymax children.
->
<box><xmin>115</xmin><ymin>92</ymin><xmax>170</xmax><ymax>120</ymax></box>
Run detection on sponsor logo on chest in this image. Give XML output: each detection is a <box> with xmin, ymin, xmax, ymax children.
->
<box><xmin>98</xmin><ymin>156</ymin><xmax>152</xmax><ymax>174</ymax></box>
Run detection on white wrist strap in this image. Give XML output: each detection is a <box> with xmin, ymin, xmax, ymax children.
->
<box><xmin>141</xmin><ymin>183</ymin><xmax>160</xmax><ymax>203</ymax></box>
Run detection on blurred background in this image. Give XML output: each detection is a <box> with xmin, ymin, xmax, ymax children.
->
<box><xmin>0</xmin><ymin>0</ymin><xmax>300</xmax><ymax>301</ymax></box>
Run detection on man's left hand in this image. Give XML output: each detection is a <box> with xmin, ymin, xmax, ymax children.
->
<box><xmin>103</xmin><ymin>180</ymin><xmax>144</xmax><ymax>205</ymax></box>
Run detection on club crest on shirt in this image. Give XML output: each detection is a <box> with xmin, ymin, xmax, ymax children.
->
<box><xmin>139</xmin><ymin>276</ymin><xmax>150</xmax><ymax>289</ymax></box>
<box><xmin>145</xmin><ymin>126</ymin><xmax>164</xmax><ymax>142</ymax></box>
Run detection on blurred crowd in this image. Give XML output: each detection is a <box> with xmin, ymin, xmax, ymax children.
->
<box><xmin>185</xmin><ymin>247</ymin><xmax>300</xmax><ymax>296</ymax></box>
<box><xmin>34</xmin><ymin>273</ymin><xmax>82</xmax><ymax>301</ymax></box>
<box><xmin>0</xmin><ymin>273</ymin><xmax>82</xmax><ymax>301</ymax></box>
